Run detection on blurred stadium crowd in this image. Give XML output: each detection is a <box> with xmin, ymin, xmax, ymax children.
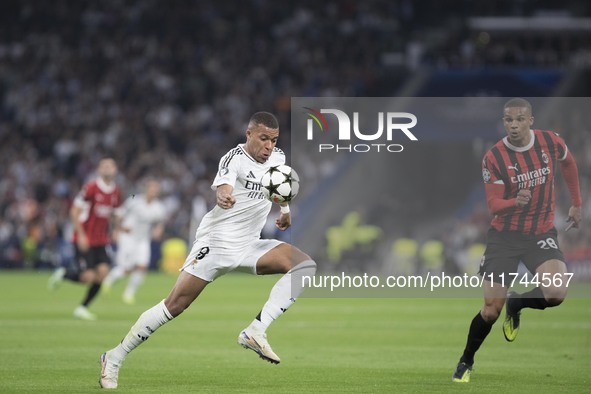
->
<box><xmin>1</xmin><ymin>0</ymin><xmax>590</xmax><ymax>273</ymax></box>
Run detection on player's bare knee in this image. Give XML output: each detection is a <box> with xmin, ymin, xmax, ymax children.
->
<box><xmin>96</xmin><ymin>268</ymin><xmax>109</xmax><ymax>281</ymax></box>
<box><xmin>481</xmin><ymin>309</ymin><xmax>500</xmax><ymax>323</ymax></box>
<box><xmin>80</xmin><ymin>270</ymin><xmax>95</xmax><ymax>283</ymax></box>
<box><xmin>481</xmin><ymin>303</ymin><xmax>502</xmax><ymax>323</ymax></box>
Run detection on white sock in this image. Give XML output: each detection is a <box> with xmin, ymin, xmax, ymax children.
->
<box><xmin>109</xmin><ymin>300</ymin><xmax>173</xmax><ymax>362</ymax></box>
<box><xmin>248</xmin><ymin>260</ymin><xmax>317</xmax><ymax>333</ymax></box>
<box><xmin>124</xmin><ymin>270</ymin><xmax>145</xmax><ymax>298</ymax></box>
<box><xmin>104</xmin><ymin>265</ymin><xmax>125</xmax><ymax>287</ymax></box>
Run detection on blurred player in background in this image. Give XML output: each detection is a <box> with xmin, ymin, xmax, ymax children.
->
<box><xmin>452</xmin><ymin>98</ymin><xmax>583</xmax><ymax>382</ymax></box>
<box><xmin>98</xmin><ymin>112</ymin><xmax>317</xmax><ymax>389</ymax></box>
<box><xmin>48</xmin><ymin>157</ymin><xmax>122</xmax><ymax>321</ymax></box>
<box><xmin>103</xmin><ymin>178</ymin><xmax>167</xmax><ymax>305</ymax></box>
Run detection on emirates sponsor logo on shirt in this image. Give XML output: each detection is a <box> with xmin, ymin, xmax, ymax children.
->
<box><xmin>510</xmin><ymin>166</ymin><xmax>551</xmax><ymax>188</ymax></box>
<box><xmin>94</xmin><ymin>204</ymin><xmax>113</xmax><ymax>218</ymax></box>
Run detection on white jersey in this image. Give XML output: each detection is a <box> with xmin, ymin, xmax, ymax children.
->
<box><xmin>117</xmin><ymin>194</ymin><xmax>167</xmax><ymax>241</ymax></box>
<box><xmin>195</xmin><ymin>144</ymin><xmax>285</xmax><ymax>252</ymax></box>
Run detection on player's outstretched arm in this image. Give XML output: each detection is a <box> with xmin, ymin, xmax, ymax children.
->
<box><xmin>559</xmin><ymin>150</ymin><xmax>583</xmax><ymax>229</ymax></box>
<box><xmin>216</xmin><ymin>184</ymin><xmax>236</xmax><ymax>209</ymax></box>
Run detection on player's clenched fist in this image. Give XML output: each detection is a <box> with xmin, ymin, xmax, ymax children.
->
<box><xmin>217</xmin><ymin>192</ymin><xmax>236</xmax><ymax>209</ymax></box>
<box><xmin>515</xmin><ymin>189</ymin><xmax>531</xmax><ymax>208</ymax></box>
<box><xmin>275</xmin><ymin>212</ymin><xmax>291</xmax><ymax>231</ymax></box>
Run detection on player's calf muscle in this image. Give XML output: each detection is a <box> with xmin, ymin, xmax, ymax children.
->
<box><xmin>164</xmin><ymin>274</ymin><xmax>208</xmax><ymax>316</ymax></box>
<box><xmin>542</xmin><ymin>287</ymin><xmax>567</xmax><ymax>305</ymax></box>
<box><xmin>537</xmin><ymin>259</ymin><xmax>568</xmax><ymax>305</ymax></box>
<box><xmin>80</xmin><ymin>270</ymin><xmax>96</xmax><ymax>283</ymax></box>
<box><xmin>164</xmin><ymin>296</ymin><xmax>193</xmax><ymax>317</ymax></box>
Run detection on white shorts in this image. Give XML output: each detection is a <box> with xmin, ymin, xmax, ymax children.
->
<box><xmin>116</xmin><ymin>235</ymin><xmax>151</xmax><ymax>269</ymax></box>
<box><xmin>181</xmin><ymin>238</ymin><xmax>283</xmax><ymax>282</ymax></box>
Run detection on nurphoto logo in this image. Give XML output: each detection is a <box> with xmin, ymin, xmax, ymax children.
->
<box><xmin>304</xmin><ymin>107</ymin><xmax>418</xmax><ymax>153</ymax></box>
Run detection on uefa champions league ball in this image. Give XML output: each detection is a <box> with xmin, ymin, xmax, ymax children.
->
<box><xmin>260</xmin><ymin>165</ymin><xmax>300</xmax><ymax>203</ymax></box>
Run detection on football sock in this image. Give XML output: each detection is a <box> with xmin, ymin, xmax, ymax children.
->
<box><xmin>110</xmin><ymin>300</ymin><xmax>173</xmax><ymax>362</ymax></box>
<box><xmin>510</xmin><ymin>287</ymin><xmax>549</xmax><ymax>311</ymax></box>
<box><xmin>248</xmin><ymin>260</ymin><xmax>317</xmax><ymax>332</ymax></box>
<box><xmin>104</xmin><ymin>265</ymin><xmax>125</xmax><ymax>287</ymax></box>
<box><xmin>124</xmin><ymin>270</ymin><xmax>146</xmax><ymax>297</ymax></box>
<box><xmin>460</xmin><ymin>311</ymin><xmax>493</xmax><ymax>365</ymax></box>
<box><xmin>82</xmin><ymin>283</ymin><xmax>101</xmax><ymax>307</ymax></box>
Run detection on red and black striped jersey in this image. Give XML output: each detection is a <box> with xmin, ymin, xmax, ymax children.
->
<box><xmin>72</xmin><ymin>178</ymin><xmax>122</xmax><ymax>246</ymax></box>
<box><xmin>482</xmin><ymin>129</ymin><xmax>567</xmax><ymax>235</ymax></box>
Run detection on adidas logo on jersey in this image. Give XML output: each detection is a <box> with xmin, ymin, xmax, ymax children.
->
<box><xmin>246</xmin><ymin>171</ymin><xmax>256</xmax><ymax>179</ymax></box>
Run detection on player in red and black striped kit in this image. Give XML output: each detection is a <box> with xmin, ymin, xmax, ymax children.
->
<box><xmin>453</xmin><ymin>98</ymin><xmax>583</xmax><ymax>382</ymax></box>
<box><xmin>48</xmin><ymin>158</ymin><xmax>122</xmax><ymax>320</ymax></box>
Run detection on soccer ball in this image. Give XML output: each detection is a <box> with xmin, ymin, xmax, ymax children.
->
<box><xmin>260</xmin><ymin>165</ymin><xmax>300</xmax><ymax>203</ymax></box>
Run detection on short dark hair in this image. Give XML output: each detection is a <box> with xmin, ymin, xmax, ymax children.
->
<box><xmin>249</xmin><ymin>112</ymin><xmax>279</xmax><ymax>129</ymax></box>
<box><xmin>504</xmin><ymin>98</ymin><xmax>532</xmax><ymax>114</ymax></box>
<box><xmin>99</xmin><ymin>157</ymin><xmax>116</xmax><ymax>165</ymax></box>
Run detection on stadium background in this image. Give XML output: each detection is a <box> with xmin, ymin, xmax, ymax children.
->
<box><xmin>1</xmin><ymin>0</ymin><xmax>590</xmax><ymax>280</ymax></box>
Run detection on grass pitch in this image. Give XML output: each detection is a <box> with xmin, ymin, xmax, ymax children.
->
<box><xmin>0</xmin><ymin>271</ymin><xmax>589</xmax><ymax>393</ymax></box>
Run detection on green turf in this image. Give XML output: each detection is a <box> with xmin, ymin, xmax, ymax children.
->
<box><xmin>0</xmin><ymin>272</ymin><xmax>589</xmax><ymax>393</ymax></box>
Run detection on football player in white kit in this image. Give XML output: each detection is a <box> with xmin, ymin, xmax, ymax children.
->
<box><xmin>99</xmin><ymin>112</ymin><xmax>317</xmax><ymax>389</ymax></box>
<box><xmin>103</xmin><ymin>179</ymin><xmax>167</xmax><ymax>304</ymax></box>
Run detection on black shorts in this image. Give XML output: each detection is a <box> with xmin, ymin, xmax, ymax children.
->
<box><xmin>478</xmin><ymin>227</ymin><xmax>564</xmax><ymax>285</ymax></box>
<box><xmin>74</xmin><ymin>245</ymin><xmax>111</xmax><ymax>271</ymax></box>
